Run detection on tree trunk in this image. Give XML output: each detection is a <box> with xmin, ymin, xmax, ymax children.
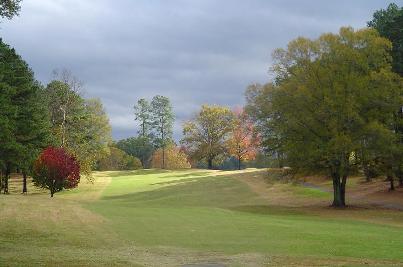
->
<box><xmin>207</xmin><ymin>158</ymin><xmax>213</xmax><ymax>170</ymax></box>
<box><xmin>331</xmin><ymin>173</ymin><xmax>346</xmax><ymax>207</ymax></box>
<box><xmin>399</xmin><ymin>176</ymin><xmax>403</xmax><ymax>187</ymax></box>
<box><xmin>22</xmin><ymin>172</ymin><xmax>27</xmax><ymax>194</ymax></box>
<box><xmin>238</xmin><ymin>156</ymin><xmax>241</xmax><ymax>170</ymax></box>
<box><xmin>388</xmin><ymin>175</ymin><xmax>395</xmax><ymax>191</ymax></box>
<box><xmin>50</xmin><ymin>179</ymin><xmax>55</xmax><ymax>197</ymax></box>
<box><xmin>4</xmin><ymin>164</ymin><xmax>10</xmax><ymax>194</ymax></box>
<box><xmin>162</xmin><ymin>146</ymin><xmax>165</xmax><ymax>169</ymax></box>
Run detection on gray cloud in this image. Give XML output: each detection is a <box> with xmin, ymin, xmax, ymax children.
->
<box><xmin>1</xmin><ymin>0</ymin><xmax>400</xmax><ymax>140</ymax></box>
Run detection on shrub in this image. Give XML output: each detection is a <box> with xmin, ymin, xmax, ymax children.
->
<box><xmin>97</xmin><ymin>147</ymin><xmax>142</xmax><ymax>171</ymax></box>
<box><xmin>33</xmin><ymin>147</ymin><xmax>80</xmax><ymax>197</ymax></box>
<box><xmin>151</xmin><ymin>145</ymin><xmax>191</xmax><ymax>169</ymax></box>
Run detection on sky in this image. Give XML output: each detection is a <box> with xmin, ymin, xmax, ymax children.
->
<box><xmin>1</xmin><ymin>0</ymin><xmax>401</xmax><ymax>140</ymax></box>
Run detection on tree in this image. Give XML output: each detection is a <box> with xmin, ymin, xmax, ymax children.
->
<box><xmin>0</xmin><ymin>38</ymin><xmax>50</xmax><ymax>194</ymax></box>
<box><xmin>32</xmin><ymin>147</ymin><xmax>80</xmax><ymax>197</ymax></box>
<box><xmin>44</xmin><ymin>74</ymin><xmax>112</xmax><ymax>179</ymax></box>
<box><xmin>150</xmin><ymin>144</ymin><xmax>191</xmax><ymax>169</ymax></box>
<box><xmin>150</xmin><ymin>95</ymin><xmax>174</xmax><ymax>169</ymax></box>
<box><xmin>227</xmin><ymin>108</ymin><xmax>259</xmax><ymax>170</ymax></box>
<box><xmin>369</xmin><ymin>3</ymin><xmax>403</xmax><ymax>187</ymax></box>
<box><xmin>181</xmin><ymin>105</ymin><xmax>234</xmax><ymax>169</ymax></box>
<box><xmin>97</xmin><ymin>147</ymin><xmax>142</xmax><ymax>171</ymax></box>
<box><xmin>0</xmin><ymin>0</ymin><xmax>22</xmax><ymax>19</ymax></box>
<box><xmin>255</xmin><ymin>27</ymin><xmax>401</xmax><ymax>207</ymax></box>
<box><xmin>245</xmin><ymin>83</ymin><xmax>285</xmax><ymax>168</ymax></box>
<box><xmin>133</xmin><ymin>98</ymin><xmax>154</xmax><ymax>166</ymax></box>
<box><xmin>115</xmin><ymin>137</ymin><xmax>154</xmax><ymax>168</ymax></box>
<box><xmin>368</xmin><ymin>3</ymin><xmax>403</xmax><ymax>76</ymax></box>
<box><xmin>134</xmin><ymin>98</ymin><xmax>152</xmax><ymax>138</ymax></box>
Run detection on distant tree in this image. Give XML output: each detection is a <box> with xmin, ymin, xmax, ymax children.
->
<box><xmin>133</xmin><ymin>98</ymin><xmax>154</xmax><ymax>165</ymax></box>
<box><xmin>227</xmin><ymin>108</ymin><xmax>259</xmax><ymax>170</ymax></box>
<box><xmin>181</xmin><ymin>105</ymin><xmax>234</xmax><ymax>169</ymax></box>
<box><xmin>151</xmin><ymin>144</ymin><xmax>191</xmax><ymax>169</ymax></box>
<box><xmin>134</xmin><ymin>98</ymin><xmax>152</xmax><ymax>138</ymax></box>
<box><xmin>0</xmin><ymin>0</ymin><xmax>22</xmax><ymax>19</ymax></box>
<box><xmin>32</xmin><ymin>147</ymin><xmax>80</xmax><ymax>197</ymax></box>
<box><xmin>115</xmin><ymin>137</ymin><xmax>154</xmax><ymax>168</ymax></box>
<box><xmin>97</xmin><ymin>147</ymin><xmax>142</xmax><ymax>171</ymax></box>
<box><xmin>256</xmin><ymin>27</ymin><xmax>401</xmax><ymax>207</ymax></box>
<box><xmin>150</xmin><ymin>95</ymin><xmax>174</xmax><ymax>169</ymax></box>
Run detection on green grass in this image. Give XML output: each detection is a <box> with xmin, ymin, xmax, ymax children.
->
<box><xmin>1</xmin><ymin>169</ymin><xmax>403</xmax><ymax>266</ymax></box>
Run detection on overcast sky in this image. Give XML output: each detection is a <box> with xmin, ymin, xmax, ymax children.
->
<box><xmin>1</xmin><ymin>0</ymin><xmax>401</xmax><ymax>140</ymax></box>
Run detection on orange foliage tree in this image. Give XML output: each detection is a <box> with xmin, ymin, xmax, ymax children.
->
<box><xmin>151</xmin><ymin>144</ymin><xmax>191</xmax><ymax>169</ymax></box>
<box><xmin>227</xmin><ymin>108</ymin><xmax>260</xmax><ymax>170</ymax></box>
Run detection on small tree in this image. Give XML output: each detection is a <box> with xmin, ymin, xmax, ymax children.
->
<box><xmin>181</xmin><ymin>105</ymin><xmax>234</xmax><ymax>169</ymax></box>
<box><xmin>33</xmin><ymin>147</ymin><xmax>80</xmax><ymax>197</ymax></box>
<box><xmin>151</xmin><ymin>144</ymin><xmax>191</xmax><ymax>169</ymax></box>
<box><xmin>227</xmin><ymin>107</ymin><xmax>259</xmax><ymax>170</ymax></box>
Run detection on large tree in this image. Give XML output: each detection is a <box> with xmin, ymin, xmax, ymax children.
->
<box><xmin>44</xmin><ymin>73</ymin><xmax>111</xmax><ymax>179</ymax></box>
<box><xmin>133</xmin><ymin>98</ymin><xmax>154</xmax><ymax>166</ymax></box>
<box><xmin>181</xmin><ymin>105</ymin><xmax>234</xmax><ymax>169</ymax></box>
<box><xmin>0</xmin><ymin>39</ymin><xmax>50</xmax><ymax>194</ymax></box>
<box><xmin>250</xmin><ymin>27</ymin><xmax>401</xmax><ymax>207</ymax></box>
<box><xmin>150</xmin><ymin>95</ymin><xmax>174</xmax><ymax>169</ymax></box>
<box><xmin>368</xmin><ymin>3</ymin><xmax>403</xmax><ymax>186</ymax></box>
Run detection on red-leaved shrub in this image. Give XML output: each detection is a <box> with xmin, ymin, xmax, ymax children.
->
<box><xmin>33</xmin><ymin>147</ymin><xmax>80</xmax><ymax>197</ymax></box>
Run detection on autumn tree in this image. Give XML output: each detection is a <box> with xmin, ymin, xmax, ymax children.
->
<box><xmin>227</xmin><ymin>108</ymin><xmax>259</xmax><ymax>170</ymax></box>
<box><xmin>32</xmin><ymin>147</ymin><xmax>80</xmax><ymax>197</ymax></box>
<box><xmin>181</xmin><ymin>105</ymin><xmax>234</xmax><ymax>169</ymax></box>
<box><xmin>150</xmin><ymin>95</ymin><xmax>174</xmax><ymax>169</ymax></box>
<box><xmin>253</xmin><ymin>27</ymin><xmax>401</xmax><ymax>207</ymax></box>
<box><xmin>97</xmin><ymin>147</ymin><xmax>142</xmax><ymax>171</ymax></box>
<box><xmin>150</xmin><ymin>144</ymin><xmax>191</xmax><ymax>169</ymax></box>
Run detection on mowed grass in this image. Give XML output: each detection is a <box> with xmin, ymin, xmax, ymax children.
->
<box><xmin>1</xmin><ymin>169</ymin><xmax>403</xmax><ymax>266</ymax></box>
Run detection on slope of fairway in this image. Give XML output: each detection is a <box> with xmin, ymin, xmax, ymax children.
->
<box><xmin>1</xmin><ymin>169</ymin><xmax>403</xmax><ymax>266</ymax></box>
<box><xmin>87</xmin><ymin>170</ymin><xmax>403</xmax><ymax>263</ymax></box>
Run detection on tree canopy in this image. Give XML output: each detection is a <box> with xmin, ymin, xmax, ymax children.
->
<box><xmin>247</xmin><ymin>27</ymin><xmax>403</xmax><ymax>207</ymax></box>
<box><xmin>181</xmin><ymin>105</ymin><xmax>234</xmax><ymax>169</ymax></box>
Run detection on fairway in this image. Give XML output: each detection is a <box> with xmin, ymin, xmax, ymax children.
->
<box><xmin>1</xmin><ymin>169</ymin><xmax>403</xmax><ymax>266</ymax></box>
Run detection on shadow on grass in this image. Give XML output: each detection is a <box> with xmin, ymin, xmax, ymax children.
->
<box><xmin>98</xmin><ymin>174</ymin><xmax>260</xmax><ymax>208</ymax></box>
<box><xmin>106</xmin><ymin>169</ymin><xmax>172</xmax><ymax>177</ymax></box>
<box><xmin>230</xmin><ymin>205</ymin><xmax>304</xmax><ymax>216</ymax></box>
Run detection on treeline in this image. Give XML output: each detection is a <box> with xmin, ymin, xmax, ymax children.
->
<box><xmin>0</xmin><ymin>39</ymin><xmax>112</xmax><ymax>195</ymax></box>
<box><xmin>245</xmin><ymin>4</ymin><xmax>403</xmax><ymax>207</ymax></box>
<box><xmin>107</xmin><ymin>100</ymin><xmax>261</xmax><ymax>171</ymax></box>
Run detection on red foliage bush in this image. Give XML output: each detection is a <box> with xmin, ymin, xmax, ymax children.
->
<box><xmin>33</xmin><ymin>147</ymin><xmax>80</xmax><ymax>197</ymax></box>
